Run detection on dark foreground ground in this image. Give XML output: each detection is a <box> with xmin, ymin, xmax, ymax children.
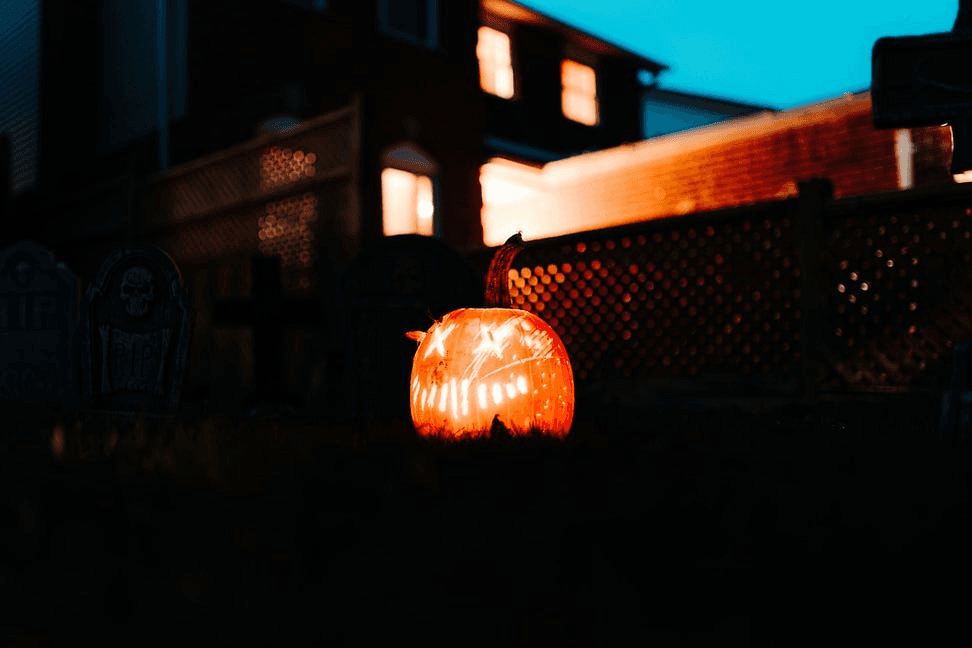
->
<box><xmin>2</xmin><ymin>393</ymin><xmax>971</xmax><ymax>646</ymax></box>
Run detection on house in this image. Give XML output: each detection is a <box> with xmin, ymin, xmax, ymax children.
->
<box><xmin>481</xmin><ymin>91</ymin><xmax>955</xmax><ymax>244</ymax></box>
<box><xmin>1</xmin><ymin>0</ymin><xmax>668</xmax><ymax>410</ymax></box>
<box><xmin>641</xmin><ymin>87</ymin><xmax>776</xmax><ymax>139</ymax></box>
<box><xmin>3</xmin><ymin>0</ymin><xmax>665</xmax><ymax>255</ymax></box>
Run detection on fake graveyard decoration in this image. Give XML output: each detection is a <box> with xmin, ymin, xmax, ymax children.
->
<box><xmin>341</xmin><ymin>234</ymin><xmax>484</xmax><ymax>426</ymax></box>
<box><xmin>211</xmin><ymin>254</ymin><xmax>324</xmax><ymax>415</ymax></box>
<box><xmin>0</xmin><ymin>241</ymin><xmax>80</xmax><ymax>409</ymax></box>
<box><xmin>872</xmin><ymin>0</ymin><xmax>972</xmax><ymax>175</ymax></box>
<box><xmin>407</xmin><ymin>234</ymin><xmax>575</xmax><ymax>439</ymax></box>
<box><xmin>79</xmin><ymin>244</ymin><xmax>193</xmax><ymax>418</ymax></box>
<box><xmin>141</xmin><ymin>101</ymin><xmax>359</xmax><ymax>417</ymax></box>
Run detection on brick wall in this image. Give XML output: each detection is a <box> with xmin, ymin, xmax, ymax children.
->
<box><xmin>483</xmin><ymin>92</ymin><xmax>955</xmax><ymax>245</ymax></box>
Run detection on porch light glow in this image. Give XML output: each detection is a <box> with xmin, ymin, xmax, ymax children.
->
<box><xmin>382</xmin><ymin>168</ymin><xmax>435</xmax><ymax>236</ymax></box>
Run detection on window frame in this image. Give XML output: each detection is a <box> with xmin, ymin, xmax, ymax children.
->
<box><xmin>477</xmin><ymin>26</ymin><xmax>516</xmax><ymax>100</ymax></box>
<box><xmin>561</xmin><ymin>58</ymin><xmax>600</xmax><ymax>127</ymax></box>
<box><xmin>380</xmin><ymin>168</ymin><xmax>440</xmax><ymax>237</ymax></box>
<box><xmin>379</xmin><ymin>141</ymin><xmax>441</xmax><ymax>238</ymax></box>
<box><xmin>377</xmin><ymin>0</ymin><xmax>439</xmax><ymax>50</ymax></box>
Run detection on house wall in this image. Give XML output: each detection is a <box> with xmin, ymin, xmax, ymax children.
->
<box><xmin>482</xmin><ymin>93</ymin><xmax>954</xmax><ymax>245</ymax></box>
<box><xmin>480</xmin><ymin>21</ymin><xmax>645</xmax><ymax>159</ymax></box>
<box><xmin>23</xmin><ymin>0</ymin><xmax>658</xmax><ymax>254</ymax></box>
<box><xmin>37</xmin><ymin>0</ymin><xmax>102</xmax><ymax>193</ymax></box>
<box><xmin>137</xmin><ymin>0</ymin><xmax>488</xmax><ymax>252</ymax></box>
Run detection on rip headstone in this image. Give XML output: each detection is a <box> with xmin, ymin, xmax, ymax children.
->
<box><xmin>340</xmin><ymin>235</ymin><xmax>483</xmax><ymax>424</ymax></box>
<box><xmin>80</xmin><ymin>244</ymin><xmax>193</xmax><ymax>416</ymax></box>
<box><xmin>0</xmin><ymin>240</ymin><xmax>80</xmax><ymax>409</ymax></box>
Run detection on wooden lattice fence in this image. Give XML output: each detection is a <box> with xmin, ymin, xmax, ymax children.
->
<box><xmin>468</xmin><ymin>180</ymin><xmax>972</xmax><ymax>401</ymax></box>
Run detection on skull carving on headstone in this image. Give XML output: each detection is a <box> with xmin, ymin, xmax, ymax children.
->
<box><xmin>120</xmin><ymin>266</ymin><xmax>155</xmax><ymax>318</ymax></box>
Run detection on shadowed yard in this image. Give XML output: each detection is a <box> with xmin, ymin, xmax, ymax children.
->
<box><xmin>2</xmin><ymin>395</ymin><xmax>970</xmax><ymax>646</ymax></box>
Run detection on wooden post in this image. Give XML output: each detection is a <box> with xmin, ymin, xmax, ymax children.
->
<box><xmin>797</xmin><ymin>178</ymin><xmax>833</xmax><ymax>406</ymax></box>
<box><xmin>872</xmin><ymin>0</ymin><xmax>972</xmax><ymax>174</ymax></box>
<box><xmin>350</xmin><ymin>91</ymin><xmax>363</xmax><ymax>258</ymax></box>
<box><xmin>939</xmin><ymin>342</ymin><xmax>972</xmax><ymax>446</ymax></box>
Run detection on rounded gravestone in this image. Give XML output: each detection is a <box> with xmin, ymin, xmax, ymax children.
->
<box><xmin>0</xmin><ymin>240</ymin><xmax>79</xmax><ymax>410</ymax></box>
<box><xmin>80</xmin><ymin>244</ymin><xmax>193</xmax><ymax>415</ymax></box>
<box><xmin>340</xmin><ymin>235</ymin><xmax>483</xmax><ymax>425</ymax></box>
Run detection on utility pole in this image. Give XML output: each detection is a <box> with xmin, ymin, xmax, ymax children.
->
<box><xmin>872</xmin><ymin>0</ymin><xmax>972</xmax><ymax>174</ymax></box>
<box><xmin>0</xmin><ymin>135</ymin><xmax>12</xmax><ymax>240</ymax></box>
<box><xmin>156</xmin><ymin>0</ymin><xmax>169</xmax><ymax>174</ymax></box>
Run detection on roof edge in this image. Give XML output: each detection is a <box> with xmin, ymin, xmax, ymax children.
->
<box><xmin>482</xmin><ymin>0</ymin><xmax>669</xmax><ymax>73</ymax></box>
<box><xmin>542</xmin><ymin>90</ymin><xmax>874</xmax><ymax>185</ymax></box>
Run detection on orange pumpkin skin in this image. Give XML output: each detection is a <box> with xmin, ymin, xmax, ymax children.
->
<box><xmin>409</xmin><ymin>307</ymin><xmax>574</xmax><ymax>439</ymax></box>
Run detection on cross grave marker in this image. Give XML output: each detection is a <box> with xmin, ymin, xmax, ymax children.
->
<box><xmin>210</xmin><ymin>254</ymin><xmax>324</xmax><ymax>406</ymax></box>
<box><xmin>340</xmin><ymin>234</ymin><xmax>483</xmax><ymax>423</ymax></box>
<box><xmin>872</xmin><ymin>0</ymin><xmax>972</xmax><ymax>173</ymax></box>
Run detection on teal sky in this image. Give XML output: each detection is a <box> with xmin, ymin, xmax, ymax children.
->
<box><xmin>519</xmin><ymin>0</ymin><xmax>959</xmax><ymax>109</ymax></box>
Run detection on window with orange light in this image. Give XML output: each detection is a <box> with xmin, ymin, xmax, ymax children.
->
<box><xmin>382</xmin><ymin>168</ymin><xmax>436</xmax><ymax>236</ymax></box>
<box><xmin>477</xmin><ymin>27</ymin><xmax>514</xmax><ymax>99</ymax></box>
<box><xmin>561</xmin><ymin>59</ymin><xmax>598</xmax><ymax>126</ymax></box>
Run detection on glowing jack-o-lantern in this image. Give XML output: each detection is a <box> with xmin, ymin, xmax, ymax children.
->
<box><xmin>407</xmin><ymin>234</ymin><xmax>574</xmax><ymax>439</ymax></box>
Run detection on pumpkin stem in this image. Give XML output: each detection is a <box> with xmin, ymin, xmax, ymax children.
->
<box><xmin>484</xmin><ymin>232</ymin><xmax>526</xmax><ymax>308</ymax></box>
<box><xmin>424</xmin><ymin>307</ymin><xmax>441</xmax><ymax>326</ymax></box>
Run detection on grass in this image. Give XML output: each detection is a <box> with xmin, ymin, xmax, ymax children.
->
<box><xmin>16</xmin><ymin>405</ymin><xmax>584</xmax><ymax>496</ymax></box>
<box><xmin>2</xmin><ymin>393</ymin><xmax>946</xmax><ymax>478</ymax></box>
<box><xmin>3</xmin><ymin>393</ymin><xmax>971</xmax><ymax>645</ymax></box>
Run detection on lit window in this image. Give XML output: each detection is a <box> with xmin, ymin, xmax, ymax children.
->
<box><xmin>477</xmin><ymin>27</ymin><xmax>514</xmax><ymax>99</ymax></box>
<box><xmin>480</xmin><ymin>158</ymin><xmax>544</xmax><ymax>246</ymax></box>
<box><xmin>382</xmin><ymin>168</ymin><xmax>435</xmax><ymax>236</ymax></box>
<box><xmin>561</xmin><ymin>59</ymin><xmax>598</xmax><ymax>126</ymax></box>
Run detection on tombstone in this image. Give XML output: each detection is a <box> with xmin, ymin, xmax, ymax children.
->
<box><xmin>340</xmin><ymin>235</ymin><xmax>483</xmax><ymax>425</ymax></box>
<box><xmin>79</xmin><ymin>244</ymin><xmax>193</xmax><ymax>416</ymax></box>
<box><xmin>0</xmin><ymin>240</ymin><xmax>80</xmax><ymax>409</ymax></box>
<box><xmin>210</xmin><ymin>254</ymin><xmax>325</xmax><ymax>415</ymax></box>
<box><xmin>872</xmin><ymin>0</ymin><xmax>972</xmax><ymax>174</ymax></box>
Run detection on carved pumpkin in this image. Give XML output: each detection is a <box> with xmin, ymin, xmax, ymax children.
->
<box><xmin>407</xmin><ymin>234</ymin><xmax>574</xmax><ymax>439</ymax></box>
